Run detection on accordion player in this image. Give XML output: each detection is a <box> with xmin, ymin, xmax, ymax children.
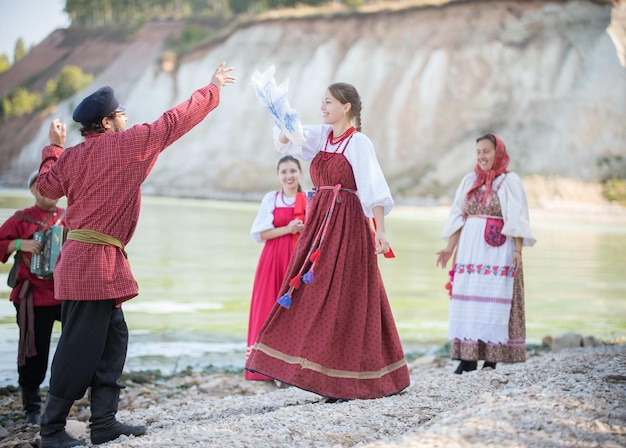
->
<box><xmin>31</xmin><ymin>225</ymin><xmax>64</xmax><ymax>278</ymax></box>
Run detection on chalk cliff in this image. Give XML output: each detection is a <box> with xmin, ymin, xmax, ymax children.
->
<box><xmin>1</xmin><ymin>0</ymin><xmax>624</xmax><ymax>202</ymax></box>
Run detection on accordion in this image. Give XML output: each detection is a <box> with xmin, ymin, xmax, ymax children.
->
<box><xmin>31</xmin><ymin>225</ymin><xmax>64</xmax><ymax>277</ymax></box>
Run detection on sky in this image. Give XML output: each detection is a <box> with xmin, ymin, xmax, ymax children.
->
<box><xmin>0</xmin><ymin>0</ymin><xmax>70</xmax><ymax>60</ymax></box>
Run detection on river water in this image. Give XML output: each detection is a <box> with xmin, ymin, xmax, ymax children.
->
<box><xmin>1</xmin><ymin>190</ymin><xmax>625</xmax><ymax>387</ymax></box>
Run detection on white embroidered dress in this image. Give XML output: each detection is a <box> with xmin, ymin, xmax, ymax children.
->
<box><xmin>441</xmin><ymin>172</ymin><xmax>536</xmax><ymax>345</ymax></box>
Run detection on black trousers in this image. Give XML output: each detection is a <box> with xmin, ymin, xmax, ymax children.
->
<box><xmin>14</xmin><ymin>303</ymin><xmax>62</xmax><ymax>390</ymax></box>
<box><xmin>48</xmin><ymin>300</ymin><xmax>128</xmax><ymax>401</ymax></box>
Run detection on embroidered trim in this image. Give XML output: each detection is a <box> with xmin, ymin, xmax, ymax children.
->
<box><xmin>454</xmin><ymin>263</ymin><xmax>515</xmax><ymax>277</ymax></box>
<box><xmin>453</xmin><ymin>337</ymin><xmax>526</xmax><ymax>347</ymax></box>
<box><xmin>450</xmin><ymin>294</ymin><xmax>512</xmax><ymax>305</ymax></box>
<box><xmin>251</xmin><ymin>343</ymin><xmax>407</xmax><ymax>380</ymax></box>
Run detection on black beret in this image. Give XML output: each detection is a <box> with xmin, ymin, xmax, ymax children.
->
<box><xmin>72</xmin><ymin>86</ymin><xmax>125</xmax><ymax>126</ymax></box>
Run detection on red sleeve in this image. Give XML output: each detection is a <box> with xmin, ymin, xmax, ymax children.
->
<box><xmin>117</xmin><ymin>83</ymin><xmax>221</xmax><ymax>168</ymax></box>
<box><xmin>0</xmin><ymin>216</ymin><xmax>21</xmax><ymax>263</ymax></box>
<box><xmin>38</xmin><ymin>145</ymin><xmax>65</xmax><ymax>200</ymax></box>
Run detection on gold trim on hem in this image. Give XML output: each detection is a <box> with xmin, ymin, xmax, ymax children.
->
<box><xmin>251</xmin><ymin>343</ymin><xmax>407</xmax><ymax>380</ymax></box>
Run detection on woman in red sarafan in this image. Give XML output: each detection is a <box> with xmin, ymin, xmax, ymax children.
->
<box><xmin>246</xmin><ymin>82</ymin><xmax>410</xmax><ymax>401</ymax></box>
<box><xmin>246</xmin><ymin>155</ymin><xmax>306</xmax><ymax>381</ymax></box>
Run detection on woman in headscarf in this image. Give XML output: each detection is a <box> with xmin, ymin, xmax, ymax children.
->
<box><xmin>436</xmin><ymin>133</ymin><xmax>536</xmax><ymax>374</ymax></box>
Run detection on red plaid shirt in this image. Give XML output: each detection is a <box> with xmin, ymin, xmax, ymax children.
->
<box><xmin>37</xmin><ymin>84</ymin><xmax>220</xmax><ymax>304</ymax></box>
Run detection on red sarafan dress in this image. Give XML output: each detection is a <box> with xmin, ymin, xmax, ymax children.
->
<box><xmin>247</xmin><ymin>135</ymin><xmax>409</xmax><ymax>400</ymax></box>
<box><xmin>246</xmin><ymin>191</ymin><xmax>303</xmax><ymax>381</ymax></box>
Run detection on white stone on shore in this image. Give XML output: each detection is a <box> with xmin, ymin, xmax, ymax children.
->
<box><xmin>2</xmin><ymin>344</ymin><xmax>624</xmax><ymax>447</ymax></box>
<box><xmin>94</xmin><ymin>345</ymin><xmax>626</xmax><ymax>447</ymax></box>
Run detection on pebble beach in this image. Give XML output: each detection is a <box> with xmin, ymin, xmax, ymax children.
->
<box><xmin>1</xmin><ymin>343</ymin><xmax>624</xmax><ymax>447</ymax></box>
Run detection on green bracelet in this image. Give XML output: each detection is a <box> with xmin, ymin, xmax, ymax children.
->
<box><xmin>16</xmin><ymin>239</ymin><xmax>22</xmax><ymax>251</ymax></box>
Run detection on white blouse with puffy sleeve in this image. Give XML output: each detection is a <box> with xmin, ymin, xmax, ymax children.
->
<box><xmin>250</xmin><ymin>191</ymin><xmax>278</xmax><ymax>243</ymax></box>
<box><xmin>273</xmin><ymin>125</ymin><xmax>393</xmax><ymax>218</ymax></box>
<box><xmin>440</xmin><ymin>172</ymin><xmax>536</xmax><ymax>247</ymax></box>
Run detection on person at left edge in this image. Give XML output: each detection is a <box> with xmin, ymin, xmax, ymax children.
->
<box><xmin>0</xmin><ymin>171</ymin><xmax>65</xmax><ymax>426</ymax></box>
<box><xmin>36</xmin><ymin>62</ymin><xmax>236</xmax><ymax>448</ymax></box>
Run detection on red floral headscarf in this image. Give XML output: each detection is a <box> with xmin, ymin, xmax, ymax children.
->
<box><xmin>466</xmin><ymin>132</ymin><xmax>510</xmax><ymax>203</ymax></box>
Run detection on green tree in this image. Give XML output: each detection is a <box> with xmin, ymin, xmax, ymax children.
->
<box><xmin>344</xmin><ymin>0</ymin><xmax>364</xmax><ymax>7</ymax></box>
<box><xmin>42</xmin><ymin>79</ymin><xmax>59</xmax><ymax>108</ymax></box>
<box><xmin>181</xmin><ymin>24</ymin><xmax>209</xmax><ymax>45</ymax></box>
<box><xmin>0</xmin><ymin>54</ymin><xmax>10</xmax><ymax>73</ymax></box>
<box><xmin>0</xmin><ymin>64</ymin><xmax>92</xmax><ymax>121</ymax></box>
<box><xmin>228</xmin><ymin>0</ymin><xmax>250</xmax><ymax>14</ymax></box>
<box><xmin>54</xmin><ymin>65</ymin><xmax>94</xmax><ymax>100</ymax></box>
<box><xmin>1</xmin><ymin>88</ymin><xmax>41</xmax><ymax>118</ymax></box>
<box><xmin>14</xmin><ymin>38</ymin><xmax>27</xmax><ymax>63</ymax></box>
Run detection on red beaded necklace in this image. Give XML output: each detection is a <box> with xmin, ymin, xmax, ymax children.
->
<box><xmin>279</xmin><ymin>190</ymin><xmax>296</xmax><ymax>207</ymax></box>
<box><xmin>322</xmin><ymin>126</ymin><xmax>356</xmax><ymax>160</ymax></box>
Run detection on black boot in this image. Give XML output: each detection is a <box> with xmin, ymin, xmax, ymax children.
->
<box><xmin>89</xmin><ymin>386</ymin><xmax>146</xmax><ymax>445</ymax></box>
<box><xmin>454</xmin><ymin>360</ymin><xmax>478</xmax><ymax>374</ymax></box>
<box><xmin>21</xmin><ymin>386</ymin><xmax>42</xmax><ymax>425</ymax></box>
<box><xmin>482</xmin><ymin>361</ymin><xmax>497</xmax><ymax>370</ymax></box>
<box><xmin>40</xmin><ymin>393</ymin><xmax>85</xmax><ymax>447</ymax></box>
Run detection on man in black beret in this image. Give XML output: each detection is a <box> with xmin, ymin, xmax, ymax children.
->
<box><xmin>72</xmin><ymin>86</ymin><xmax>126</xmax><ymax>131</ymax></box>
<box><xmin>36</xmin><ymin>62</ymin><xmax>235</xmax><ymax>447</ymax></box>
